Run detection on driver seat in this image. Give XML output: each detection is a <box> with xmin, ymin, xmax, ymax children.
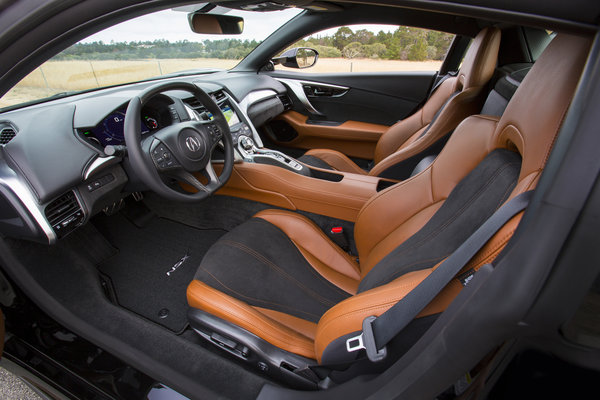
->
<box><xmin>187</xmin><ymin>34</ymin><xmax>589</xmax><ymax>373</ymax></box>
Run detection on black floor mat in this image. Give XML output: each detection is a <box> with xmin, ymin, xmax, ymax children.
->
<box><xmin>94</xmin><ymin>213</ymin><xmax>226</xmax><ymax>332</ymax></box>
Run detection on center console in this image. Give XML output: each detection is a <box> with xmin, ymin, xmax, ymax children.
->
<box><xmin>192</xmin><ymin>90</ymin><xmax>399</xmax><ymax>222</ymax></box>
<box><xmin>236</xmin><ymin>136</ymin><xmax>309</xmax><ymax>175</ymax></box>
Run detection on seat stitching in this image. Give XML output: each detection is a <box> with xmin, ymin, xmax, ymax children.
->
<box><xmin>257</xmin><ymin>210</ymin><xmax>359</xmax><ymax>271</ymax></box>
<box><xmin>218</xmin><ymin>239</ymin><xmax>338</xmax><ymax>307</ymax></box>
<box><xmin>293</xmin><ymin>241</ymin><xmax>357</xmax><ymax>296</ymax></box>
<box><xmin>198</xmin><ymin>285</ymin><xmax>316</xmax><ymax>351</ymax></box>
<box><xmin>196</xmin><ymin>267</ymin><xmax>322</xmax><ymax>320</ymax></box>
<box><xmin>365</xmin><ymin>160</ymin><xmax>520</xmax><ymax>288</ymax></box>
<box><xmin>381</xmin><ymin>161</ymin><xmax>520</xmax><ymax>260</ymax></box>
<box><xmin>378</xmin><ymin>256</ymin><xmax>446</xmax><ymax>285</ymax></box>
<box><xmin>249</xmin><ymin>216</ymin><xmax>356</xmax><ymax>296</ymax></box>
<box><xmin>465</xmin><ymin>230</ymin><xmax>514</xmax><ymax>269</ymax></box>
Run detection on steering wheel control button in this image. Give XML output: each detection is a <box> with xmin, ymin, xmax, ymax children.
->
<box><xmin>207</xmin><ymin>124</ymin><xmax>222</xmax><ymax>141</ymax></box>
<box><xmin>151</xmin><ymin>143</ymin><xmax>179</xmax><ymax>170</ymax></box>
<box><xmin>168</xmin><ymin>106</ymin><xmax>180</xmax><ymax>122</ymax></box>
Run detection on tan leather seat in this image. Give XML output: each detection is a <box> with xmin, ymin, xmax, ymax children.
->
<box><xmin>299</xmin><ymin>27</ymin><xmax>501</xmax><ymax>178</ymax></box>
<box><xmin>188</xmin><ymin>34</ymin><xmax>590</xmax><ymax>365</ymax></box>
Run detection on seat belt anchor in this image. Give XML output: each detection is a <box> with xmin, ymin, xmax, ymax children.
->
<box><xmin>345</xmin><ymin>316</ymin><xmax>387</xmax><ymax>362</ymax></box>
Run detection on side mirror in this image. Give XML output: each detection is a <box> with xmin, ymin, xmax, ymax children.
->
<box><xmin>188</xmin><ymin>13</ymin><xmax>244</xmax><ymax>35</ymax></box>
<box><xmin>272</xmin><ymin>47</ymin><xmax>319</xmax><ymax>69</ymax></box>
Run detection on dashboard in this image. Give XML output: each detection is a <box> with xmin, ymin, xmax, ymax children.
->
<box><xmin>0</xmin><ymin>72</ymin><xmax>289</xmax><ymax>244</ymax></box>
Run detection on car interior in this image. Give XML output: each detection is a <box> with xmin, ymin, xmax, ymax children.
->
<box><xmin>0</xmin><ymin>0</ymin><xmax>599</xmax><ymax>399</ymax></box>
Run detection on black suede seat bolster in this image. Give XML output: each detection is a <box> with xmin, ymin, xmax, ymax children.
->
<box><xmin>194</xmin><ymin>218</ymin><xmax>351</xmax><ymax>323</ymax></box>
<box><xmin>359</xmin><ymin>148</ymin><xmax>522</xmax><ymax>293</ymax></box>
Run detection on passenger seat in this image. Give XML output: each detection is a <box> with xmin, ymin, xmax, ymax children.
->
<box><xmin>298</xmin><ymin>27</ymin><xmax>501</xmax><ymax>179</ymax></box>
<box><xmin>409</xmin><ymin>63</ymin><xmax>532</xmax><ymax>177</ymax></box>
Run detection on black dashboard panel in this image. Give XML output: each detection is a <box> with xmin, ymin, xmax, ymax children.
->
<box><xmin>194</xmin><ymin>72</ymin><xmax>287</xmax><ymax>102</ymax></box>
<box><xmin>3</xmin><ymin>104</ymin><xmax>98</xmax><ymax>203</ymax></box>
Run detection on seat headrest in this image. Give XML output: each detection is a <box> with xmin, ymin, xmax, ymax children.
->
<box><xmin>457</xmin><ymin>27</ymin><xmax>501</xmax><ymax>90</ymax></box>
<box><xmin>491</xmin><ymin>33</ymin><xmax>591</xmax><ymax>190</ymax></box>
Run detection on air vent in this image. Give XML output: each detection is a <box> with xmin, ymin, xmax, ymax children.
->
<box><xmin>45</xmin><ymin>191</ymin><xmax>84</xmax><ymax>238</ymax></box>
<box><xmin>184</xmin><ymin>97</ymin><xmax>207</xmax><ymax>113</ymax></box>
<box><xmin>0</xmin><ymin>127</ymin><xmax>16</xmax><ymax>145</ymax></box>
<box><xmin>212</xmin><ymin>90</ymin><xmax>226</xmax><ymax>103</ymax></box>
<box><xmin>278</xmin><ymin>95</ymin><xmax>292</xmax><ymax>111</ymax></box>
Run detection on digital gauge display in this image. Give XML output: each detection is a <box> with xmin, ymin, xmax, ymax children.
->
<box><xmin>90</xmin><ymin>109</ymin><xmax>153</xmax><ymax>147</ymax></box>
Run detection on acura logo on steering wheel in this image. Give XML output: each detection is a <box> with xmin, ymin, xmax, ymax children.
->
<box><xmin>185</xmin><ymin>136</ymin><xmax>201</xmax><ymax>152</ymax></box>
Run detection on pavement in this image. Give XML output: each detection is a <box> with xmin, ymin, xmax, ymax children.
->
<box><xmin>0</xmin><ymin>366</ymin><xmax>42</xmax><ymax>400</ymax></box>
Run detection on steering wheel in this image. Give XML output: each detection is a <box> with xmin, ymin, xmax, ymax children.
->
<box><xmin>124</xmin><ymin>81</ymin><xmax>234</xmax><ymax>202</ymax></box>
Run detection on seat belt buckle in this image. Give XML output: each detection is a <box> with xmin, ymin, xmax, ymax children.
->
<box><xmin>345</xmin><ymin>316</ymin><xmax>387</xmax><ymax>362</ymax></box>
<box><xmin>329</xmin><ymin>226</ymin><xmax>350</xmax><ymax>252</ymax></box>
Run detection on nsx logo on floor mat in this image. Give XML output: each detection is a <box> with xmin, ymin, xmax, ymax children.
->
<box><xmin>167</xmin><ymin>252</ymin><xmax>190</xmax><ymax>276</ymax></box>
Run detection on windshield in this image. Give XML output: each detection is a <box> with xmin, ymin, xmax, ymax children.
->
<box><xmin>0</xmin><ymin>7</ymin><xmax>301</xmax><ymax>109</ymax></box>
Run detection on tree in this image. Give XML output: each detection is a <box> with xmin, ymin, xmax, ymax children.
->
<box><xmin>363</xmin><ymin>43</ymin><xmax>387</xmax><ymax>58</ymax></box>
<box><xmin>333</xmin><ymin>27</ymin><xmax>354</xmax><ymax>50</ymax></box>
<box><xmin>313</xmin><ymin>45</ymin><xmax>341</xmax><ymax>58</ymax></box>
<box><xmin>408</xmin><ymin>36</ymin><xmax>427</xmax><ymax>61</ymax></box>
<box><xmin>353</xmin><ymin>29</ymin><xmax>374</xmax><ymax>44</ymax></box>
<box><xmin>342</xmin><ymin>42</ymin><xmax>364</xmax><ymax>59</ymax></box>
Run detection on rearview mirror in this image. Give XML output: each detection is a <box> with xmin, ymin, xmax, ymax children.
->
<box><xmin>188</xmin><ymin>13</ymin><xmax>244</xmax><ymax>35</ymax></box>
<box><xmin>272</xmin><ymin>47</ymin><xmax>319</xmax><ymax>69</ymax></box>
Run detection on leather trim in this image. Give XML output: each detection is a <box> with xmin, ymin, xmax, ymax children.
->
<box><xmin>253</xmin><ymin>307</ymin><xmax>318</xmax><ymax>341</ymax></box>
<box><xmin>491</xmin><ymin>34</ymin><xmax>592</xmax><ymax>196</ymax></box>
<box><xmin>459</xmin><ymin>27</ymin><xmax>501</xmax><ymax>90</ymax></box>
<box><xmin>181</xmin><ymin>162</ymin><xmax>393</xmax><ymax>222</ymax></box>
<box><xmin>218</xmin><ymin>162</ymin><xmax>382</xmax><ymax>221</ymax></box>
<box><xmin>370</xmin><ymin>86</ymin><xmax>484</xmax><ymax>176</ymax></box>
<box><xmin>373</xmin><ymin>77</ymin><xmax>456</xmax><ymax>163</ymax></box>
<box><xmin>256</xmin><ymin>209</ymin><xmax>360</xmax><ymax>294</ymax></box>
<box><xmin>315</xmin><ymin>212</ymin><xmax>523</xmax><ymax>363</ymax></box>
<box><xmin>303</xmin><ymin>149</ymin><xmax>367</xmax><ymax>175</ymax></box>
<box><xmin>274</xmin><ymin>111</ymin><xmax>388</xmax><ymax>159</ymax></box>
<box><xmin>188</xmin><ymin>280</ymin><xmax>317</xmax><ymax>359</ymax></box>
<box><xmin>356</xmin><ymin>115</ymin><xmax>500</xmax><ymax>273</ymax></box>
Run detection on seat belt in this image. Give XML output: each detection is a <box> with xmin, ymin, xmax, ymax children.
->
<box><xmin>428</xmin><ymin>70</ymin><xmax>457</xmax><ymax>98</ymax></box>
<box><xmin>345</xmin><ymin>190</ymin><xmax>533</xmax><ymax>362</ymax></box>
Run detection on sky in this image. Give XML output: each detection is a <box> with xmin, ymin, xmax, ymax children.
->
<box><xmin>81</xmin><ymin>7</ymin><xmax>397</xmax><ymax>44</ymax></box>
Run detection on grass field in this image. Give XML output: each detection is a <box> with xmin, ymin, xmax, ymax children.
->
<box><xmin>0</xmin><ymin>58</ymin><xmax>442</xmax><ymax>108</ymax></box>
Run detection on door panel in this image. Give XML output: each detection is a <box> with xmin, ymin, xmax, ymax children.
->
<box><xmin>263</xmin><ymin>70</ymin><xmax>436</xmax><ymax>159</ymax></box>
<box><xmin>273</xmin><ymin>110</ymin><xmax>387</xmax><ymax>159</ymax></box>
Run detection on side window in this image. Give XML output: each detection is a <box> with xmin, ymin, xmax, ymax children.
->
<box><xmin>275</xmin><ymin>25</ymin><xmax>455</xmax><ymax>73</ymax></box>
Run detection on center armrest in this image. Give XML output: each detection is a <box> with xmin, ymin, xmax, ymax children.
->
<box><xmin>215</xmin><ymin>162</ymin><xmax>398</xmax><ymax>221</ymax></box>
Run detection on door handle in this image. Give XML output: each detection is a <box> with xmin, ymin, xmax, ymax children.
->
<box><xmin>275</xmin><ymin>79</ymin><xmax>349</xmax><ymax>116</ymax></box>
<box><xmin>304</xmin><ymin>85</ymin><xmax>348</xmax><ymax>97</ymax></box>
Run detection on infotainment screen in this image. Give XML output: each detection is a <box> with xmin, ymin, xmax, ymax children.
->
<box><xmin>207</xmin><ymin>103</ymin><xmax>240</xmax><ymax>127</ymax></box>
<box><xmin>221</xmin><ymin>104</ymin><xmax>240</xmax><ymax>127</ymax></box>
